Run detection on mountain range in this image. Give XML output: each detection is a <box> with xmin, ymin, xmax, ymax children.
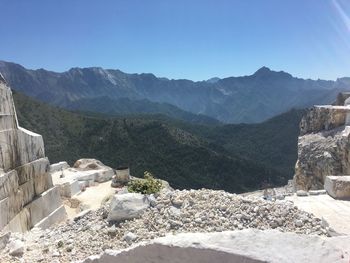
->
<box><xmin>1</xmin><ymin>60</ymin><xmax>349</xmax><ymax>123</ymax></box>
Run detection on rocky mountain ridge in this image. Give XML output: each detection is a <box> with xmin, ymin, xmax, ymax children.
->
<box><xmin>1</xmin><ymin>60</ymin><xmax>349</xmax><ymax>123</ymax></box>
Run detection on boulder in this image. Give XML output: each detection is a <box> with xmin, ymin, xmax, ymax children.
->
<box><xmin>58</xmin><ymin>180</ymin><xmax>80</xmax><ymax>198</ymax></box>
<box><xmin>8</xmin><ymin>239</ymin><xmax>24</xmax><ymax>257</ymax></box>
<box><xmin>107</xmin><ymin>193</ymin><xmax>150</xmax><ymax>222</ymax></box>
<box><xmin>324</xmin><ymin>176</ymin><xmax>350</xmax><ymax>200</ymax></box>
<box><xmin>296</xmin><ymin>190</ymin><xmax>308</xmax><ymax>197</ymax></box>
<box><xmin>123</xmin><ymin>232</ymin><xmax>137</xmax><ymax>244</ymax></box>
<box><xmin>308</xmin><ymin>189</ymin><xmax>326</xmax><ymax>195</ymax></box>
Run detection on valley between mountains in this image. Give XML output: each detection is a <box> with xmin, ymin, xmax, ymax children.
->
<box><xmin>14</xmin><ymin>91</ymin><xmax>303</xmax><ymax>193</ymax></box>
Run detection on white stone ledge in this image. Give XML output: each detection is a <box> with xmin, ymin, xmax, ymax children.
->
<box><xmin>18</xmin><ymin>127</ymin><xmax>42</xmax><ymax>137</ymax></box>
<box><xmin>81</xmin><ymin>230</ymin><xmax>350</xmax><ymax>263</ymax></box>
<box><xmin>33</xmin><ymin>205</ymin><xmax>67</xmax><ymax>230</ymax></box>
<box><xmin>28</xmin><ymin>186</ymin><xmax>62</xmax><ymax>227</ymax></box>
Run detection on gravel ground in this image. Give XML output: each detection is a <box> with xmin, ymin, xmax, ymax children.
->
<box><xmin>0</xmin><ymin>188</ymin><xmax>330</xmax><ymax>263</ymax></box>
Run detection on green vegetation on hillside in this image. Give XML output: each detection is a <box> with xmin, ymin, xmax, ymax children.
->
<box><xmin>66</xmin><ymin>96</ymin><xmax>221</xmax><ymax>125</ymax></box>
<box><xmin>13</xmin><ymin>91</ymin><xmax>303</xmax><ymax>193</ymax></box>
<box><xmin>187</xmin><ymin>109</ymin><xmax>305</xmax><ymax>176</ymax></box>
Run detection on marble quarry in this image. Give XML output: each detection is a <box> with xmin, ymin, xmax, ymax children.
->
<box><xmin>0</xmin><ymin>74</ymin><xmax>66</xmax><ymax>232</ymax></box>
<box><xmin>294</xmin><ymin>92</ymin><xmax>350</xmax><ymax>199</ymax></box>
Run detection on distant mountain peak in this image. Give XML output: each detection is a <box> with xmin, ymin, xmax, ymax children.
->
<box><xmin>253</xmin><ymin>66</ymin><xmax>293</xmax><ymax>79</ymax></box>
<box><xmin>254</xmin><ymin>66</ymin><xmax>272</xmax><ymax>75</ymax></box>
<box><xmin>206</xmin><ymin>77</ymin><xmax>220</xmax><ymax>83</ymax></box>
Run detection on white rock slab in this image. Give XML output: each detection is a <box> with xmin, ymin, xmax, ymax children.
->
<box><xmin>28</xmin><ymin>186</ymin><xmax>63</xmax><ymax>227</ymax></box>
<box><xmin>325</xmin><ymin>176</ymin><xmax>350</xmax><ymax>200</ymax></box>
<box><xmin>34</xmin><ymin>204</ymin><xmax>67</xmax><ymax>230</ymax></box>
<box><xmin>81</xmin><ymin>229</ymin><xmax>350</xmax><ymax>263</ymax></box>
<box><xmin>52</xmin><ymin>170</ymin><xmax>81</xmax><ymax>198</ymax></box>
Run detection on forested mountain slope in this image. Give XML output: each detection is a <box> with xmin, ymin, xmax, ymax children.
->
<box><xmin>14</xmin><ymin>91</ymin><xmax>303</xmax><ymax>193</ymax></box>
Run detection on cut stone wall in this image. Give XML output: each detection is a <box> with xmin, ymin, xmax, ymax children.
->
<box><xmin>0</xmin><ymin>76</ymin><xmax>66</xmax><ymax>232</ymax></box>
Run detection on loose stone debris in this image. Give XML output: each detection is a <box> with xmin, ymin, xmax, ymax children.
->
<box><xmin>0</xmin><ymin>188</ymin><xmax>331</xmax><ymax>263</ymax></box>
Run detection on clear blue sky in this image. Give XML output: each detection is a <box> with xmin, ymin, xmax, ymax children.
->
<box><xmin>0</xmin><ymin>0</ymin><xmax>349</xmax><ymax>81</ymax></box>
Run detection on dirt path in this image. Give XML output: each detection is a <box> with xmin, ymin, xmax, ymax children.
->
<box><xmin>65</xmin><ymin>180</ymin><xmax>117</xmax><ymax>219</ymax></box>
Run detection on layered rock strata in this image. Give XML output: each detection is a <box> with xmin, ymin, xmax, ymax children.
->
<box><xmin>294</xmin><ymin>94</ymin><xmax>350</xmax><ymax>190</ymax></box>
<box><xmin>0</xmin><ymin>75</ymin><xmax>65</xmax><ymax>232</ymax></box>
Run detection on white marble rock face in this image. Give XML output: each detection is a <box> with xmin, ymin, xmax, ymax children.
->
<box><xmin>294</xmin><ymin>100</ymin><xmax>350</xmax><ymax>190</ymax></box>
<box><xmin>0</xmin><ymin>76</ymin><xmax>66</xmax><ymax>232</ymax></box>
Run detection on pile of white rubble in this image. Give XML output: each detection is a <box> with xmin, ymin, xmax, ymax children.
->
<box><xmin>2</xmin><ymin>187</ymin><xmax>349</xmax><ymax>263</ymax></box>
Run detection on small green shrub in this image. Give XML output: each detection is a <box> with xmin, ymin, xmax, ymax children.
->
<box><xmin>128</xmin><ymin>171</ymin><xmax>162</xmax><ymax>194</ymax></box>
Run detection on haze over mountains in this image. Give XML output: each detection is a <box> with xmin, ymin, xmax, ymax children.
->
<box><xmin>1</xmin><ymin>60</ymin><xmax>349</xmax><ymax>123</ymax></box>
